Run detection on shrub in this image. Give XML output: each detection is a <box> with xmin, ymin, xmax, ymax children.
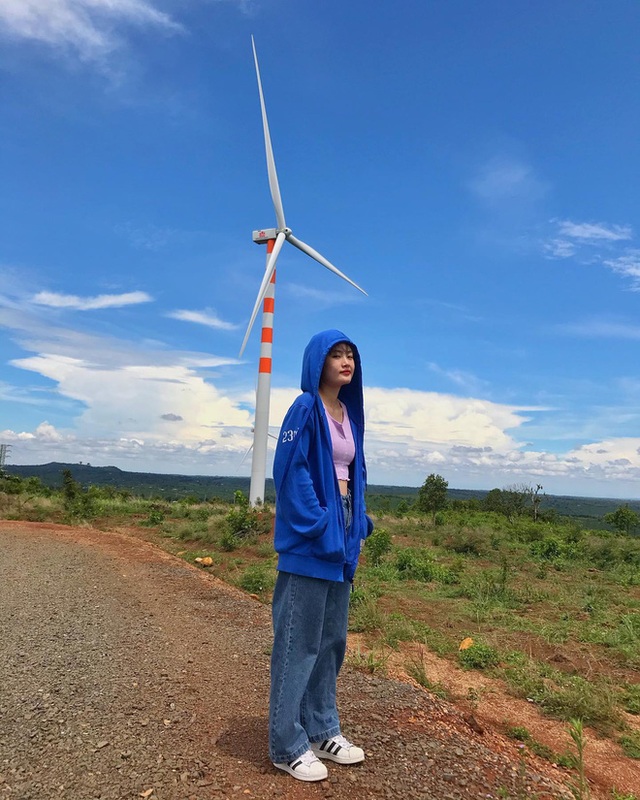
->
<box><xmin>238</xmin><ymin>563</ymin><xmax>275</xmax><ymax>595</ymax></box>
<box><xmin>364</xmin><ymin>527</ymin><xmax>392</xmax><ymax>565</ymax></box>
<box><xmin>506</xmin><ymin>725</ymin><xmax>530</xmax><ymax>742</ymax></box>
<box><xmin>444</xmin><ymin>527</ymin><xmax>487</xmax><ymax>556</ymax></box>
<box><xmin>530</xmin><ymin>535</ymin><xmax>564</xmax><ymax>561</ymax></box>
<box><xmin>394</xmin><ymin>548</ymin><xmax>458</xmax><ymax>584</ymax></box>
<box><xmin>224</xmin><ymin>490</ymin><xmax>273</xmax><ymax>540</ymax></box>
<box><xmin>219</xmin><ymin>528</ymin><xmax>239</xmax><ymax>552</ymax></box>
<box><xmin>458</xmin><ymin>641</ymin><xmax>499</xmax><ymax>670</ymax></box>
<box><xmin>140</xmin><ymin>506</ymin><xmax>165</xmax><ymax>526</ymax></box>
<box><xmin>61</xmin><ymin>470</ymin><xmax>97</xmax><ymax>520</ymax></box>
<box><xmin>395</xmin><ymin>547</ymin><xmax>434</xmax><ymax>580</ymax></box>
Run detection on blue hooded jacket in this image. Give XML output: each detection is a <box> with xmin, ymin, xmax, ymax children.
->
<box><xmin>273</xmin><ymin>329</ymin><xmax>373</xmax><ymax>582</ymax></box>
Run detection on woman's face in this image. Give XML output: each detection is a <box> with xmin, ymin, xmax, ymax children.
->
<box><xmin>320</xmin><ymin>343</ymin><xmax>355</xmax><ymax>391</ymax></box>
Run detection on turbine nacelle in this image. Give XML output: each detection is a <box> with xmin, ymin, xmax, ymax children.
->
<box><xmin>252</xmin><ymin>227</ymin><xmax>292</xmax><ymax>244</ymax></box>
<box><xmin>252</xmin><ymin>228</ymin><xmax>277</xmax><ymax>244</ymax></box>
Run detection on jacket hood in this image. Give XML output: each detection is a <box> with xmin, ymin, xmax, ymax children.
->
<box><xmin>300</xmin><ymin>329</ymin><xmax>364</xmax><ymax>427</ymax></box>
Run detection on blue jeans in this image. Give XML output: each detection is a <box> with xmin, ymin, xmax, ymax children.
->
<box><xmin>268</xmin><ymin>571</ymin><xmax>351</xmax><ymax>763</ymax></box>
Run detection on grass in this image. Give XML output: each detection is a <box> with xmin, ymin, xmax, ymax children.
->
<box><xmin>404</xmin><ymin>647</ymin><xmax>450</xmax><ymax>699</ymax></box>
<box><xmin>344</xmin><ymin>645</ymin><xmax>389</xmax><ymax>675</ymax></box>
<box><xmin>3</xmin><ymin>479</ymin><xmax>640</xmax><ymax>765</ymax></box>
<box><xmin>619</xmin><ymin>730</ymin><xmax>640</xmax><ymax>759</ymax></box>
<box><xmin>505</xmin><ymin>725</ymin><xmax>575</xmax><ymax>768</ymax></box>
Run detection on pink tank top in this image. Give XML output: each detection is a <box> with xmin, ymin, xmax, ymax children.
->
<box><xmin>325</xmin><ymin>401</ymin><xmax>355</xmax><ymax>481</ymax></box>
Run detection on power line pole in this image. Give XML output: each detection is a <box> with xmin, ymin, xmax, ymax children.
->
<box><xmin>0</xmin><ymin>443</ymin><xmax>11</xmax><ymax>474</ymax></box>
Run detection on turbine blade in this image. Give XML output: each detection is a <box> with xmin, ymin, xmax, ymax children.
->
<box><xmin>286</xmin><ymin>233</ymin><xmax>368</xmax><ymax>295</ymax></box>
<box><xmin>239</xmin><ymin>231</ymin><xmax>286</xmax><ymax>356</ymax></box>
<box><xmin>239</xmin><ymin>442</ymin><xmax>253</xmax><ymax>467</ymax></box>
<box><xmin>251</xmin><ymin>36</ymin><xmax>286</xmax><ymax>231</ymax></box>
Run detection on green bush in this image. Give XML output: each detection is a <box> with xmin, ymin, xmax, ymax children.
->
<box><xmin>530</xmin><ymin>535</ymin><xmax>564</xmax><ymax>560</ymax></box>
<box><xmin>394</xmin><ymin>547</ymin><xmax>458</xmax><ymax>584</ymax></box>
<box><xmin>506</xmin><ymin>725</ymin><xmax>530</xmax><ymax>742</ymax></box>
<box><xmin>237</xmin><ymin>563</ymin><xmax>275</xmax><ymax>595</ymax></box>
<box><xmin>458</xmin><ymin>641</ymin><xmax>499</xmax><ymax>670</ymax></box>
<box><xmin>219</xmin><ymin>528</ymin><xmax>239</xmax><ymax>552</ymax></box>
<box><xmin>444</xmin><ymin>527</ymin><xmax>487</xmax><ymax>556</ymax></box>
<box><xmin>61</xmin><ymin>469</ymin><xmax>97</xmax><ymax>521</ymax></box>
<box><xmin>140</xmin><ymin>506</ymin><xmax>165</xmax><ymax>526</ymax></box>
<box><xmin>225</xmin><ymin>506</ymin><xmax>259</xmax><ymax>538</ymax></box>
<box><xmin>364</xmin><ymin>527</ymin><xmax>392</xmax><ymax>565</ymax></box>
<box><xmin>224</xmin><ymin>490</ymin><xmax>272</xmax><ymax>540</ymax></box>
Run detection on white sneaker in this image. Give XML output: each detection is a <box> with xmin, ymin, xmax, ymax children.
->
<box><xmin>311</xmin><ymin>734</ymin><xmax>365</xmax><ymax>764</ymax></box>
<box><xmin>273</xmin><ymin>749</ymin><xmax>328</xmax><ymax>782</ymax></box>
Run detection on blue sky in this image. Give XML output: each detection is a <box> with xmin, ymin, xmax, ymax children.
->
<box><xmin>1</xmin><ymin>0</ymin><xmax>639</xmax><ymax>498</ymax></box>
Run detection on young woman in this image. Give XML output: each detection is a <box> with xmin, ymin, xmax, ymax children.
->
<box><xmin>269</xmin><ymin>329</ymin><xmax>373</xmax><ymax>782</ymax></box>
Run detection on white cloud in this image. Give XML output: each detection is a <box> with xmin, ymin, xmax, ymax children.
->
<box><xmin>0</xmin><ymin>0</ymin><xmax>182</xmax><ymax>61</ymax></box>
<box><xmin>167</xmin><ymin>308</ymin><xmax>238</xmax><ymax>331</ymax></box>
<box><xmin>543</xmin><ymin>239</ymin><xmax>576</xmax><ymax>259</ymax></box>
<box><xmin>543</xmin><ymin>221</ymin><xmax>640</xmax><ymax>290</ymax></box>
<box><xmin>32</xmin><ymin>290</ymin><xmax>152</xmax><ymax>310</ymax></box>
<box><xmin>11</xmin><ymin>352</ymin><xmax>250</xmax><ymax>441</ymax></box>
<box><xmin>115</xmin><ymin>222</ymin><xmax>208</xmax><ymax>251</ymax></box>
<box><xmin>3</xmin><ymin>293</ymin><xmax>640</xmax><ymax>495</ymax></box>
<box><xmin>427</xmin><ymin>362</ymin><xmax>489</xmax><ymax>395</ymax></box>
<box><xmin>363</xmin><ymin>387</ymin><xmax>527</xmax><ymax>451</ymax></box>
<box><xmin>4</xmin><ymin>372</ymin><xmax>640</xmax><ymax>496</ymax></box>
<box><xmin>469</xmin><ymin>156</ymin><xmax>547</xmax><ymax>204</ymax></box>
<box><xmin>558</xmin><ymin>318</ymin><xmax>640</xmax><ymax>340</ymax></box>
<box><xmin>602</xmin><ymin>251</ymin><xmax>640</xmax><ymax>290</ymax></box>
<box><xmin>284</xmin><ymin>283</ymin><xmax>363</xmax><ymax>307</ymax></box>
<box><xmin>557</xmin><ymin>220</ymin><xmax>633</xmax><ymax>242</ymax></box>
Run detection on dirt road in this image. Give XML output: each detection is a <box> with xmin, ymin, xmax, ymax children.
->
<box><xmin>0</xmin><ymin>520</ymin><xmax>610</xmax><ymax>799</ymax></box>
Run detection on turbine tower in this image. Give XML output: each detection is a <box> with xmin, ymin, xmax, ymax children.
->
<box><xmin>241</xmin><ymin>37</ymin><xmax>367</xmax><ymax>505</ymax></box>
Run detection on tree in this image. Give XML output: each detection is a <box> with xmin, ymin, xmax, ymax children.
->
<box><xmin>483</xmin><ymin>483</ymin><xmax>544</xmax><ymax>522</ymax></box>
<box><xmin>531</xmin><ymin>484</ymin><xmax>544</xmax><ymax>522</ymax></box>
<box><xmin>604</xmin><ymin>504</ymin><xmax>640</xmax><ymax>536</ymax></box>
<box><xmin>484</xmin><ymin>488</ymin><xmax>506</xmax><ymax>515</ymax></box>
<box><xmin>416</xmin><ymin>473</ymin><xmax>448</xmax><ymax>520</ymax></box>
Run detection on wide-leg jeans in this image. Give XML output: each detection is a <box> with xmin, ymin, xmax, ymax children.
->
<box><xmin>268</xmin><ymin>571</ymin><xmax>351</xmax><ymax>763</ymax></box>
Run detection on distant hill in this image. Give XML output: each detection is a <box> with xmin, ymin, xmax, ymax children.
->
<box><xmin>5</xmin><ymin>462</ymin><xmax>256</xmax><ymax>503</ymax></box>
<box><xmin>5</xmin><ymin>462</ymin><xmax>639</xmax><ymax>529</ymax></box>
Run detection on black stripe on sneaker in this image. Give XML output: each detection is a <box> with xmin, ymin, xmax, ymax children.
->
<box><xmin>327</xmin><ymin>742</ymin><xmax>341</xmax><ymax>755</ymax></box>
<box><xmin>289</xmin><ymin>759</ymin><xmax>302</xmax><ymax>770</ymax></box>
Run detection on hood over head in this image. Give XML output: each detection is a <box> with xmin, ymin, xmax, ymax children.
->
<box><xmin>300</xmin><ymin>329</ymin><xmax>364</xmax><ymax>427</ymax></box>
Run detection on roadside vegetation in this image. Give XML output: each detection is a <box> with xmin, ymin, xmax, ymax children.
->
<box><xmin>2</xmin><ymin>468</ymin><xmax>639</xmax><ymax>797</ymax></box>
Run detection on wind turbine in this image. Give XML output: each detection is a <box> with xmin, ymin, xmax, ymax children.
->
<box><xmin>241</xmin><ymin>36</ymin><xmax>367</xmax><ymax>506</ymax></box>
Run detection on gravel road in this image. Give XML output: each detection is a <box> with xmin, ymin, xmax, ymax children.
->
<box><xmin>0</xmin><ymin>521</ymin><xmax>575</xmax><ymax>800</ymax></box>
